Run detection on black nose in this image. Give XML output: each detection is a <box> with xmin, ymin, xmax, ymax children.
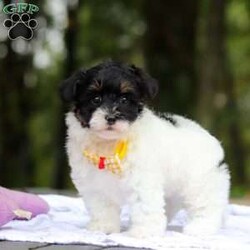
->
<box><xmin>105</xmin><ymin>115</ymin><xmax>116</xmax><ymax>125</ymax></box>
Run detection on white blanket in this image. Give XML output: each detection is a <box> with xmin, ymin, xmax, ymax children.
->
<box><xmin>0</xmin><ymin>195</ymin><xmax>250</xmax><ymax>250</ymax></box>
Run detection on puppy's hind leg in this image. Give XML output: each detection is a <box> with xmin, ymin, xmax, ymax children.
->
<box><xmin>183</xmin><ymin>166</ymin><xmax>230</xmax><ymax>235</ymax></box>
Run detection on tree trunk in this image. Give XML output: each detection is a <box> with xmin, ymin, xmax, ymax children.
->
<box><xmin>143</xmin><ymin>0</ymin><xmax>199</xmax><ymax>116</ymax></box>
<box><xmin>54</xmin><ymin>2</ymin><xmax>80</xmax><ymax>189</ymax></box>
<box><xmin>198</xmin><ymin>0</ymin><xmax>246</xmax><ymax>185</ymax></box>
<box><xmin>0</xmin><ymin>31</ymin><xmax>33</xmax><ymax>187</ymax></box>
<box><xmin>198</xmin><ymin>0</ymin><xmax>228</xmax><ymax>126</ymax></box>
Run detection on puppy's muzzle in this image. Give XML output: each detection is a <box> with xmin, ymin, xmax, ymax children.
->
<box><xmin>105</xmin><ymin>115</ymin><xmax>116</xmax><ymax>125</ymax></box>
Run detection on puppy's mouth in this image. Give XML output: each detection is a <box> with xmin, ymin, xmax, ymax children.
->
<box><xmin>91</xmin><ymin>121</ymin><xmax>130</xmax><ymax>140</ymax></box>
<box><xmin>96</xmin><ymin>125</ymin><xmax>116</xmax><ymax>132</ymax></box>
<box><xmin>87</xmin><ymin>108</ymin><xmax>131</xmax><ymax>139</ymax></box>
<box><xmin>107</xmin><ymin>126</ymin><xmax>115</xmax><ymax>131</ymax></box>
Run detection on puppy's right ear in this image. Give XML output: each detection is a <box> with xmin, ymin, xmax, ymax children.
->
<box><xmin>59</xmin><ymin>69</ymin><xmax>86</xmax><ymax>103</ymax></box>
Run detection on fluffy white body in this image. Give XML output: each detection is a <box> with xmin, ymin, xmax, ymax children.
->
<box><xmin>66</xmin><ymin>107</ymin><xmax>230</xmax><ymax>238</ymax></box>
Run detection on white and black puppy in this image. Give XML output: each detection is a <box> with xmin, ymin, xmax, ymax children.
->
<box><xmin>60</xmin><ymin>61</ymin><xmax>230</xmax><ymax>238</ymax></box>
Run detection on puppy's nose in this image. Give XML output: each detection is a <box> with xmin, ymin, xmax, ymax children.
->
<box><xmin>105</xmin><ymin>115</ymin><xmax>116</xmax><ymax>125</ymax></box>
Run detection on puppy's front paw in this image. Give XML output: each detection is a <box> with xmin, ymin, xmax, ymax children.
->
<box><xmin>87</xmin><ymin>220</ymin><xmax>120</xmax><ymax>234</ymax></box>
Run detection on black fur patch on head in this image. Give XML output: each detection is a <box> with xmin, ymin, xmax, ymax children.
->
<box><xmin>59</xmin><ymin>70</ymin><xmax>86</xmax><ymax>102</ymax></box>
<box><xmin>129</xmin><ymin>64</ymin><xmax>158</xmax><ymax>99</ymax></box>
<box><xmin>59</xmin><ymin>61</ymin><xmax>159</xmax><ymax>127</ymax></box>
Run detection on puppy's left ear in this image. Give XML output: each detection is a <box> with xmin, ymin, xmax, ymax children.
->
<box><xmin>59</xmin><ymin>69</ymin><xmax>86</xmax><ymax>103</ymax></box>
<box><xmin>130</xmin><ymin>65</ymin><xmax>158</xmax><ymax>100</ymax></box>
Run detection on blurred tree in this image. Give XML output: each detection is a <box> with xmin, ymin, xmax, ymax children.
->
<box><xmin>54</xmin><ymin>1</ymin><xmax>82</xmax><ymax>189</ymax></box>
<box><xmin>0</xmin><ymin>0</ymin><xmax>34</xmax><ymax>187</ymax></box>
<box><xmin>198</xmin><ymin>0</ymin><xmax>246</xmax><ymax>185</ymax></box>
<box><xmin>75</xmin><ymin>0</ymin><xmax>144</xmax><ymax>66</ymax></box>
<box><xmin>143</xmin><ymin>0</ymin><xmax>199</xmax><ymax>115</ymax></box>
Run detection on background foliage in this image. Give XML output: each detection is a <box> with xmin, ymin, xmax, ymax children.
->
<box><xmin>0</xmin><ymin>0</ymin><xmax>249</xmax><ymax>196</ymax></box>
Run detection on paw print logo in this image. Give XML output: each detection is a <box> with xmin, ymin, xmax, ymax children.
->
<box><xmin>3</xmin><ymin>13</ymin><xmax>38</xmax><ymax>40</ymax></box>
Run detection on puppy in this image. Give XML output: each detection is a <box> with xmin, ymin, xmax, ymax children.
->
<box><xmin>60</xmin><ymin>61</ymin><xmax>230</xmax><ymax>238</ymax></box>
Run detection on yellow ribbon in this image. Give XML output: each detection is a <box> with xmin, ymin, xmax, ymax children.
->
<box><xmin>83</xmin><ymin>140</ymin><xmax>128</xmax><ymax>176</ymax></box>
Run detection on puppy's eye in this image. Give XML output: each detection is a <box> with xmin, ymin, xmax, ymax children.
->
<box><xmin>119</xmin><ymin>96</ymin><xmax>129</xmax><ymax>105</ymax></box>
<box><xmin>92</xmin><ymin>95</ymin><xmax>102</xmax><ymax>105</ymax></box>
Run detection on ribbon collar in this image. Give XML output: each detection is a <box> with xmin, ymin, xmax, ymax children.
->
<box><xmin>83</xmin><ymin>140</ymin><xmax>128</xmax><ymax>176</ymax></box>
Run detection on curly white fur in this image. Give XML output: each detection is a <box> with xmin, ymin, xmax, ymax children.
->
<box><xmin>65</xmin><ymin>107</ymin><xmax>230</xmax><ymax>238</ymax></box>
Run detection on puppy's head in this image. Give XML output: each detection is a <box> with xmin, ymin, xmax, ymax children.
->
<box><xmin>60</xmin><ymin>61</ymin><xmax>158</xmax><ymax>140</ymax></box>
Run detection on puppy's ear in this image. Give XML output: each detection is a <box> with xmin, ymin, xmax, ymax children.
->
<box><xmin>130</xmin><ymin>65</ymin><xmax>158</xmax><ymax>100</ymax></box>
<box><xmin>59</xmin><ymin>69</ymin><xmax>86</xmax><ymax>102</ymax></box>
